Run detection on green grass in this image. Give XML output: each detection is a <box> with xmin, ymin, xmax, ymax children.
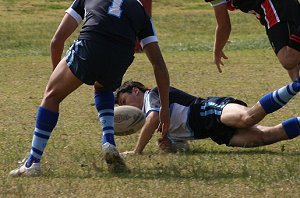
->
<box><xmin>0</xmin><ymin>0</ymin><xmax>299</xmax><ymax>197</ymax></box>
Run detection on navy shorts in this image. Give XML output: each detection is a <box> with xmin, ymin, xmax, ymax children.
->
<box><xmin>188</xmin><ymin>97</ymin><xmax>247</xmax><ymax>146</ymax></box>
<box><xmin>65</xmin><ymin>39</ymin><xmax>134</xmax><ymax>90</ymax></box>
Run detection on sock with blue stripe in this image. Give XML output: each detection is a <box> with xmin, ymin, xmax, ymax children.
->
<box><xmin>26</xmin><ymin>106</ymin><xmax>59</xmax><ymax>168</ymax></box>
<box><xmin>94</xmin><ymin>91</ymin><xmax>116</xmax><ymax>146</ymax></box>
<box><xmin>282</xmin><ymin>117</ymin><xmax>300</xmax><ymax>139</ymax></box>
<box><xmin>259</xmin><ymin>80</ymin><xmax>300</xmax><ymax>113</ymax></box>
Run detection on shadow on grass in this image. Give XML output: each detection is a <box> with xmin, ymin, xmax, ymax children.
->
<box><xmin>19</xmin><ymin>149</ymin><xmax>298</xmax><ymax>180</ymax></box>
<box><xmin>37</xmin><ymin>165</ymin><xmax>246</xmax><ymax>181</ymax></box>
<box><xmin>36</xmin><ymin>158</ymin><xmax>248</xmax><ymax>181</ymax></box>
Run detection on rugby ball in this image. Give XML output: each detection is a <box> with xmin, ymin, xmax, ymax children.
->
<box><xmin>114</xmin><ymin>105</ymin><xmax>145</xmax><ymax>136</ymax></box>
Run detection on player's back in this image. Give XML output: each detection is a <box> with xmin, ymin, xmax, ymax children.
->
<box><xmin>71</xmin><ymin>0</ymin><xmax>150</xmax><ymax>46</ymax></box>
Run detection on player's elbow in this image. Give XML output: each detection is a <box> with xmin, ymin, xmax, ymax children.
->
<box><xmin>146</xmin><ymin>111</ymin><xmax>160</xmax><ymax>129</ymax></box>
<box><xmin>50</xmin><ymin>36</ymin><xmax>64</xmax><ymax>51</ymax></box>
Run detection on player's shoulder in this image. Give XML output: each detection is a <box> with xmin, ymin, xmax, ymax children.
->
<box><xmin>143</xmin><ymin>89</ymin><xmax>160</xmax><ymax>113</ymax></box>
<box><xmin>146</xmin><ymin>88</ymin><xmax>160</xmax><ymax>102</ymax></box>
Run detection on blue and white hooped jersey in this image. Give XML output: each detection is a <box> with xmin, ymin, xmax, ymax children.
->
<box><xmin>66</xmin><ymin>0</ymin><xmax>158</xmax><ymax>48</ymax></box>
<box><xmin>142</xmin><ymin>87</ymin><xmax>201</xmax><ymax>141</ymax></box>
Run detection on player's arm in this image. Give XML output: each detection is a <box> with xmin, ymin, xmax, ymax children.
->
<box><xmin>133</xmin><ymin>111</ymin><xmax>160</xmax><ymax>154</ymax></box>
<box><xmin>213</xmin><ymin>3</ymin><xmax>231</xmax><ymax>72</ymax></box>
<box><xmin>50</xmin><ymin>13</ymin><xmax>78</xmax><ymax>71</ymax></box>
<box><xmin>138</xmin><ymin>12</ymin><xmax>170</xmax><ymax>137</ymax></box>
<box><xmin>51</xmin><ymin>0</ymin><xmax>84</xmax><ymax>70</ymax></box>
<box><xmin>143</xmin><ymin>43</ymin><xmax>170</xmax><ymax>137</ymax></box>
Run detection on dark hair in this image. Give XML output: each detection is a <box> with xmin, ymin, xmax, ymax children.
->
<box><xmin>114</xmin><ymin>80</ymin><xmax>148</xmax><ymax>103</ymax></box>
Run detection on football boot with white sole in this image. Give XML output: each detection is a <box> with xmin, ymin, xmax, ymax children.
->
<box><xmin>9</xmin><ymin>157</ymin><xmax>41</xmax><ymax>177</ymax></box>
<box><xmin>102</xmin><ymin>142</ymin><xmax>129</xmax><ymax>173</ymax></box>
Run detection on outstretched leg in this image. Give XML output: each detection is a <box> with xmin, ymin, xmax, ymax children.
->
<box><xmin>228</xmin><ymin>117</ymin><xmax>300</xmax><ymax>147</ymax></box>
<box><xmin>221</xmin><ymin>80</ymin><xmax>300</xmax><ymax>128</ymax></box>
<box><xmin>9</xmin><ymin>58</ymin><xmax>83</xmax><ymax>177</ymax></box>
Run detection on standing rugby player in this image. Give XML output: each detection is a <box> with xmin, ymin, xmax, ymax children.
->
<box><xmin>9</xmin><ymin>0</ymin><xmax>170</xmax><ymax>176</ymax></box>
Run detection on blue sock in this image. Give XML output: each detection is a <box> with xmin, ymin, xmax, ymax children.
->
<box><xmin>94</xmin><ymin>91</ymin><xmax>116</xmax><ymax>146</ymax></box>
<box><xmin>282</xmin><ymin>117</ymin><xmax>300</xmax><ymax>139</ymax></box>
<box><xmin>259</xmin><ymin>80</ymin><xmax>300</xmax><ymax>113</ymax></box>
<box><xmin>26</xmin><ymin>106</ymin><xmax>59</xmax><ymax>168</ymax></box>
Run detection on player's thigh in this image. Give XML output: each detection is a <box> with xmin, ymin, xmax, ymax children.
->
<box><xmin>221</xmin><ymin>103</ymin><xmax>248</xmax><ymax>127</ymax></box>
<box><xmin>43</xmin><ymin>58</ymin><xmax>83</xmax><ymax>102</ymax></box>
<box><xmin>222</xmin><ymin>102</ymin><xmax>267</xmax><ymax>128</ymax></box>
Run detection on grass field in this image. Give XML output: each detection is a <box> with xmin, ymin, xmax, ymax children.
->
<box><xmin>0</xmin><ymin>0</ymin><xmax>299</xmax><ymax>197</ymax></box>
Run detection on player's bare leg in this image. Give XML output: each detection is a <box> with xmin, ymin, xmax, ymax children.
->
<box><xmin>221</xmin><ymin>103</ymin><xmax>266</xmax><ymax>129</ymax></box>
<box><xmin>228</xmin><ymin>125</ymin><xmax>286</xmax><ymax>147</ymax></box>
<box><xmin>221</xmin><ymin>80</ymin><xmax>300</xmax><ymax>129</ymax></box>
<box><xmin>229</xmin><ymin>119</ymin><xmax>300</xmax><ymax>147</ymax></box>
<box><xmin>41</xmin><ymin>58</ymin><xmax>83</xmax><ymax>111</ymax></box>
<box><xmin>9</xmin><ymin>59</ymin><xmax>83</xmax><ymax>177</ymax></box>
<box><xmin>277</xmin><ymin>43</ymin><xmax>300</xmax><ymax>81</ymax></box>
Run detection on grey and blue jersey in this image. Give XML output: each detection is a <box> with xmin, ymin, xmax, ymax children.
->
<box><xmin>143</xmin><ymin>87</ymin><xmax>248</xmax><ymax>145</ymax></box>
<box><xmin>142</xmin><ymin>87</ymin><xmax>202</xmax><ymax>141</ymax></box>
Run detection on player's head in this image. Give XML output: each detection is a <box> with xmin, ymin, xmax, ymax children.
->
<box><xmin>114</xmin><ymin>80</ymin><xmax>148</xmax><ymax>108</ymax></box>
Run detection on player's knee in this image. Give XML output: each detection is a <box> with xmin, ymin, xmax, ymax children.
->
<box><xmin>94</xmin><ymin>82</ymin><xmax>106</xmax><ymax>92</ymax></box>
<box><xmin>277</xmin><ymin>49</ymin><xmax>299</xmax><ymax>70</ymax></box>
<box><xmin>239</xmin><ymin>114</ymin><xmax>257</xmax><ymax>128</ymax></box>
<box><xmin>252</xmin><ymin>134</ymin><xmax>267</xmax><ymax>147</ymax></box>
<box><xmin>43</xmin><ymin>89</ymin><xmax>63</xmax><ymax>106</ymax></box>
<box><xmin>279</xmin><ymin>58</ymin><xmax>297</xmax><ymax>70</ymax></box>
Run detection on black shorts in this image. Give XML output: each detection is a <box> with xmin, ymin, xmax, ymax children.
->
<box><xmin>188</xmin><ymin>97</ymin><xmax>247</xmax><ymax>146</ymax></box>
<box><xmin>65</xmin><ymin>39</ymin><xmax>134</xmax><ymax>90</ymax></box>
<box><xmin>267</xmin><ymin>21</ymin><xmax>300</xmax><ymax>54</ymax></box>
<box><xmin>257</xmin><ymin>0</ymin><xmax>300</xmax><ymax>54</ymax></box>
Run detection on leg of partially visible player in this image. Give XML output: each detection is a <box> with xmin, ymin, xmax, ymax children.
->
<box><xmin>9</xmin><ymin>58</ymin><xmax>83</xmax><ymax>177</ymax></box>
<box><xmin>277</xmin><ymin>26</ymin><xmax>300</xmax><ymax>81</ymax></box>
